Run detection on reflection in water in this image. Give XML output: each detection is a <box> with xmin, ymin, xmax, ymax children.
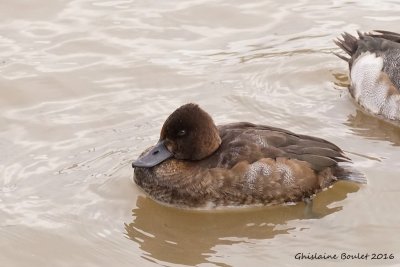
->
<box><xmin>345</xmin><ymin>109</ymin><xmax>400</xmax><ymax>146</ymax></box>
<box><xmin>2</xmin><ymin>0</ymin><xmax>400</xmax><ymax>265</ymax></box>
<box><xmin>332</xmin><ymin>70</ymin><xmax>400</xmax><ymax>146</ymax></box>
<box><xmin>125</xmin><ymin>182</ymin><xmax>359</xmax><ymax>266</ymax></box>
<box><xmin>331</xmin><ymin>70</ymin><xmax>349</xmax><ymax>89</ymax></box>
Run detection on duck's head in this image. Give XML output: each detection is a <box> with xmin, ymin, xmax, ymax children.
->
<box><xmin>132</xmin><ymin>103</ymin><xmax>221</xmax><ymax>168</ymax></box>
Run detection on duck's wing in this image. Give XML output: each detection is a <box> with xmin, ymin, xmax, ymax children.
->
<box><xmin>334</xmin><ymin>30</ymin><xmax>400</xmax><ymax>91</ymax></box>
<box><xmin>370</xmin><ymin>31</ymin><xmax>400</xmax><ymax>91</ymax></box>
<box><xmin>218</xmin><ymin>123</ymin><xmax>349</xmax><ymax>172</ymax></box>
<box><xmin>257</xmin><ymin>125</ymin><xmax>349</xmax><ymax>171</ymax></box>
<box><xmin>369</xmin><ymin>30</ymin><xmax>400</xmax><ymax>43</ymax></box>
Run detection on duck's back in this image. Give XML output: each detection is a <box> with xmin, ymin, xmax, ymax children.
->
<box><xmin>214</xmin><ymin>122</ymin><xmax>346</xmax><ymax>170</ymax></box>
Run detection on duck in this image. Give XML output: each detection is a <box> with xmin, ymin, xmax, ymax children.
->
<box><xmin>132</xmin><ymin>103</ymin><xmax>365</xmax><ymax>208</ymax></box>
<box><xmin>334</xmin><ymin>30</ymin><xmax>400</xmax><ymax>122</ymax></box>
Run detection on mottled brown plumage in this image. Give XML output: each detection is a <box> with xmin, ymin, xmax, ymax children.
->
<box><xmin>133</xmin><ymin>104</ymin><xmax>365</xmax><ymax>208</ymax></box>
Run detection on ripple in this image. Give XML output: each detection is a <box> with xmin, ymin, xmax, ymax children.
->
<box><xmin>2</xmin><ymin>0</ymin><xmax>400</xmax><ymax>266</ymax></box>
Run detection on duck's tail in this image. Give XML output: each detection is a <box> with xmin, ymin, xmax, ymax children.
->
<box><xmin>333</xmin><ymin>32</ymin><xmax>360</xmax><ymax>62</ymax></box>
<box><xmin>334</xmin><ymin>163</ymin><xmax>367</xmax><ymax>184</ymax></box>
<box><xmin>334</xmin><ymin>30</ymin><xmax>400</xmax><ymax>63</ymax></box>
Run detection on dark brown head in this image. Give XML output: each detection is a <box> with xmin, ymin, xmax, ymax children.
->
<box><xmin>132</xmin><ymin>103</ymin><xmax>221</xmax><ymax>168</ymax></box>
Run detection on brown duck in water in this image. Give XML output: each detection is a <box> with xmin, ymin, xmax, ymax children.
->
<box><xmin>132</xmin><ymin>103</ymin><xmax>365</xmax><ymax>208</ymax></box>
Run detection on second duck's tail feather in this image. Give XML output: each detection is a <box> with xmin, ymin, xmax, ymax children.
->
<box><xmin>334</xmin><ymin>32</ymin><xmax>359</xmax><ymax>62</ymax></box>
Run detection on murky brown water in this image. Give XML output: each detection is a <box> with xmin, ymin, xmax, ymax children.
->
<box><xmin>1</xmin><ymin>0</ymin><xmax>400</xmax><ymax>266</ymax></box>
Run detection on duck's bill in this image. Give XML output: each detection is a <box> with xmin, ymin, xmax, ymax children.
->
<box><xmin>132</xmin><ymin>140</ymin><xmax>173</xmax><ymax>168</ymax></box>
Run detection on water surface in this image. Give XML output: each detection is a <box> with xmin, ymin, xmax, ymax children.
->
<box><xmin>1</xmin><ymin>0</ymin><xmax>400</xmax><ymax>266</ymax></box>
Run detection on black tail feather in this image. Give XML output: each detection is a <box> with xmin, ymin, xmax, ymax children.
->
<box><xmin>333</xmin><ymin>52</ymin><xmax>350</xmax><ymax>62</ymax></box>
<box><xmin>334</xmin><ymin>32</ymin><xmax>359</xmax><ymax>62</ymax></box>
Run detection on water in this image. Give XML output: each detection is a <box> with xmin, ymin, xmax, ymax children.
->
<box><xmin>1</xmin><ymin>0</ymin><xmax>400</xmax><ymax>266</ymax></box>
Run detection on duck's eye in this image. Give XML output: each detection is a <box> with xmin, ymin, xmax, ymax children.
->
<box><xmin>177</xmin><ymin>129</ymin><xmax>186</xmax><ymax>137</ymax></box>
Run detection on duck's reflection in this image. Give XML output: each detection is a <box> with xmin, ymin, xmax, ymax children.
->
<box><xmin>331</xmin><ymin>70</ymin><xmax>350</xmax><ymax>88</ymax></box>
<box><xmin>345</xmin><ymin>109</ymin><xmax>400</xmax><ymax>146</ymax></box>
<box><xmin>124</xmin><ymin>181</ymin><xmax>360</xmax><ymax>266</ymax></box>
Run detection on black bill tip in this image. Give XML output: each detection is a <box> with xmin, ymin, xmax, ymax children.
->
<box><xmin>132</xmin><ymin>140</ymin><xmax>173</xmax><ymax>168</ymax></box>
